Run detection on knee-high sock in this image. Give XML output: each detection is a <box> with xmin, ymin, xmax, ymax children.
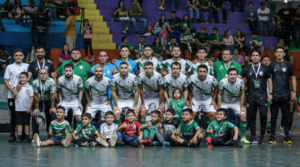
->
<box><xmin>240</xmin><ymin>120</ymin><xmax>247</xmax><ymax>139</ymax></box>
<box><xmin>76</xmin><ymin>120</ymin><xmax>82</xmax><ymax>128</ymax></box>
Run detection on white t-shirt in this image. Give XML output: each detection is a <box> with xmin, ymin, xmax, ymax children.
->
<box><xmin>15</xmin><ymin>83</ymin><xmax>34</xmax><ymax>111</ymax></box>
<box><xmin>4</xmin><ymin>63</ymin><xmax>29</xmax><ymax>99</ymax></box>
<box><xmin>257</xmin><ymin>7</ymin><xmax>270</xmax><ymax>21</ymax></box>
<box><xmin>100</xmin><ymin>123</ymin><xmax>118</xmax><ymax>139</ymax></box>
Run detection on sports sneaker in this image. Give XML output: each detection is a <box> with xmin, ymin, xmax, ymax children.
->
<box><xmin>89</xmin><ymin>141</ymin><xmax>97</xmax><ymax>147</ymax></box>
<box><xmin>284</xmin><ymin>136</ymin><xmax>292</xmax><ymax>144</ymax></box>
<box><xmin>130</xmin><ymin>140</ymin><xmax>139</xmax><ymax>147</ymax></box>
<box><xmin>63</xmin><ymin>133</ymin><xmax>72</xmax><ymax>147</ymax></box>
<box><xmin>241</xmin><ymin>137</ymin><xmax>250</xmax><ymax>144</ymax></box>
<box><xmin>258</xmin><ymin>135</ymin><xmax>264</xmax><ymax>144</ymax></box>
<box><xmin>33</xmin><ymin>133</ymin><xmax>41</xmax><ymax>147</ymax></box>
<box><xmin>206</xmin><ymin>137</ymin><xmax>212</xmax><ymax>145</ymax></box>
<box><xmin>250</xmin><ymin>136</ymin><xmax>258</xmax><ymax>144</ymax></box>
<box><xmin>280</xmin><ymin>125</ymin><xmax>284</xmax><ymax>130</ymax></box>
<box><xmin>8</xmin><ymin>134</ymin><xmax>16</xmax><ymax>143</ymax></box>
<box><xmin>97</xmin><ymin>137</ymin><xmax>109</xmax><ymax>147</ymax></box>
<box><xmin>110</xmin><ymin>134</ymin><xmax>118</xmax><ymax>147</ymax></box>
<box><xmin>23</xmin><ymin>137</ymin><xmax>31</xmax><ymax>143</ymax></box>
<box><xmin>152</xmin><ymin>141</ymin><xmax>162</xmax><ymax>146</ymax></box>
<box><xmin>234</xmin><ymin>142</ymin><xmax>243</xmax><ymax>147</ymax></box>
<box><xmin>146</xmin><ymin>138</ymin><xmax>152</xmax><ymax>146</ymax></box>
<box><xmin>163</xmin><ymin>141</ymin><xmax>170</xmax><ymax>147</ymax></box>
<box><xmin>116</xmin><ymin>140</ymin><xmax>125</xmax><ymax>147</ymax></box>
<box><xmin>268</xmin><ymin>135</ymin><xmax>276</xmax><ymax>144</ymax></box>
<box><xmin>143</xmin><ymin>32</ymin><xmax>151</xmax><ymax>36</ymax></box>
<box><xmin>161</xmin><ymin>6</ymin><xmax>165</xmax><ymax>10</ymax></box>
<box><xmin>16</xmin><ymin>138</ymin><xmax>22</xmax><ymax>143</ymax></box>
<box><xmin>81</xmin><ymin>141</ymin><xmax>88</xmax><ymax>147</ymax></box>
<box><xmin>141</xmin><ymin>138</ymin><xmax>148</xmax><ymax>145</ymax></box>
<box><xmin>123</xmin><ymin>30</ymin><xmax>128</xmax><ymax>34</ymax></box>
<box><xmin>188</xmin><ymin>143</ymin><xmax>197</xmax><ymax>147</ymax></box>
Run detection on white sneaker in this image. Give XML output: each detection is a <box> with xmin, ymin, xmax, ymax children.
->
<box><xmin>110</xmin><ymin>134</ymin><xmax>118</xmax><ymax>147</ymax></box>
<box><xmin>33</xmin><ymin>133</ymin><xmax>41</xmax><ymax>147</ymax></box>
<box><xmin>161</xmin><ymin>6</ymin><xmax>165</xmax><ymax>10</ymax></box>
<box><xmin>97</xmin><ymin>137</ymin><xmax>109</xmax><ymax>147</ymax></box>
<box><xmin>241</xmin><ymin>137</ymin><xmax>250</xmax><ymax>144</ymax></box>
<box><xmin>159</xmin><ymin>6</ymin><xmax>162</xmax><ymax>10</ymax></box>
<box><xmin>63</xmin><ymin>133</ymin><xmax>72</xmax><ymax>148</ymax></box>
<box><xmin>81</xmin><ymin>141</ymin><xmax>88</xmax><ymax>147</ymax></box>
<box><xmin>143</xmin><ymin>32</ymin><xmax>151</xmax><ymax>36</ymax></box>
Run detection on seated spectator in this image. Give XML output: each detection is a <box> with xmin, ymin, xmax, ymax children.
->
<box><xmin>295</xmin><ymin>5</ymin><xmax>300</xmax><ymax>50</ymax></box>
<box><xmin>26</xmin><ymin>46</ymin><xmax>36</xmax><ymax>63</ymax></box>
<box><xmin>160</xmin><ymin>24</ymin><xmax>169</xmax><ymax>50</ymax></box>
<box><xmin>271</xmin><ymin>4</ymin><xmax>279</xmax><ymax>36</ymax></box>
<box><xmin>198</xmin><ymin>0</ymin><xmax>212</xmax><ymax>23</ymax></box>
<box><xmin>113</xmin><ymin>0</ymin><xmax>130</xmax><ymax>35</ymax></box>
<box><xmin>118</xmin><ymin>36</ymin><xmax>134</xmax><ymax>52</ymax></box>
<box><xmin>129</xmin><ymin>0</ymin><xmax>151</xmax><ymax>36</ymax></box>
<box><xmin>158</xmin><ymin>0</ymin><xmax>165</xmax><ymax>10</ymax></box>
<box><xmin>180</xmin><ymin>27</ymin><xmax>196</xmax><ymax>59</ymax></box>
<box><xmin>187</xmin><ymin>0</ymin><xmax>199</xmax><ymax>23</ymax></box>
<box><xmin>277</xmin><ymin>38</ymin><xmax>294</xmax><ymax>66</ymax></box>
<box><xmin>195</xmin><ymin>26</ymin><xmax>212</xmax><ymax>60</ymax></box>
<box><xmin>165</xmin><ymin>37</ymin><xmax>179</xmax><ymax>59</ymax></box>
<box><xmin>257</xmin><ymin>2</ymin><xmax>272</xmax><ymax>36</ymax></box>
<box><xmin>1</xmin><ymin>0</ymin><xmax>14</xmax><ymax>18</ymax></box>
<box><xmin>223</xmin><ymin>28</ymin><xmax>234</xmax><ymax>55</ymax></box>
<box><xmin>249</xmin><ymin>31</ymin><xmax>264</xmax><ymax>56</ymax></box>
<box><xmin>210</xmin><ymin>27</ymin><xmax>225</xmax><ymax>55</ymax></box>
<box><xmin>152</xmin><ymin>37</ymin><xmax>164</xmax><ymax>61</ymax></box>
<box><xmin>211</xmin><ymin>0</ymin><xmax>227</xmax><ymax>24</ymax></box>
<box><xmin>229</xmin><ymin>0</ymin><xmax>245</xmax><ymax>12</ymax></box>
<box><xmin>135</xmin><ymin>36</ymin><xmax>148</xmax><ymax>59</ymax></box>
<box><xmin>180</xmin><ymin>14</ymin><xmax>193</xmax><ymax>33</ymax></box>
<box><xmin>246</xmin><ymin>2</ymin><xmax>258</xmax><ymax>34</ymax></box>
<box><xmin>14</xmin><ymin>0</ymin><xmax>24</xmax><ymax>20</ymax></box>
<box><xmin>232</xmin><ymin>47</ymin><xmax>245</xmax><ymax>67</ymax></box>
<box><xmin>24</xmin><ymin>0</ymin><xmax>37</xmax><ymax>23</ymax></box>
<box><xmin>168</xmin><ymin>11</ymin><xmax>181</xmax><ymax>44</ymax></box>
<box><xmin>0</xmin><ymin>45</ymin><xmax>11</xmax><ymax>74</ymax></box>
<box><xmin>59</xmin><ymin>43</ymin><xmax>71</xmax><ymax>64</ymax></box>
<box><xmin>166</xmin><ymin>0</ymin><xmax>179</xmax><ymax>11</ymax></box>
<box><xmin>154</xmin><ymin>14</ymin><xmax>173</xmax><ymax>39</ymax></box>
<box><xmin>234</xmin><ymin>29</ymin><xmax>248</xmax><ymax>53</ymax></box>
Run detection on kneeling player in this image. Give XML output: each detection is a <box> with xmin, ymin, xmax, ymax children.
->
<box><xmin>33</xmin><ymin>106</ymin><xmax>72</xmax><ymax>147</ymax></box>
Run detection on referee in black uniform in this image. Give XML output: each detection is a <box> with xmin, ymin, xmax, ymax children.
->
<box><xmin>268</xmin><ymin>46</ymin><xmax>296</xmax><ymax>144</ymax></box>
<box><xmin>239</xmin><ymin>50</ymin><xmax>273</xmax><ymax>144</ymax></box>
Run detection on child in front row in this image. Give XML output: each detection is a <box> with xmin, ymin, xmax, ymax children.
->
<box><xmin>97</xmin><ymin>111</ymin><xmax>120</xmax><ymax>147</ymax></box>
<box><xmin>171</xmin><ymin>108</ymin><xmax>203</xmax><ymax>147</ymax></box>
<box><xmin>206</xmin><ymin>108</ymin><xmax>242</xmax><ymax>147</ymax></box>
<box><xmin>139</xmin><ymin>110</ymin><xmax>163</xmax><ymax>146</ymax></box>
<box><xmin>116</xmin><ymin>109</ymin><xmax>143</xmax><ymax>147</ymax></box>
<box><xmin>33</xmin><ymin>106</ymin><xmax>72</xmax><ymax>147</ymax></box>
<box><xmin>170</xmin><ymin>88</ymin><xmax>187</xmax><ymax>124</ymax></box>
<box><xmin>72</xmin><ymin>113</ymin><xmax>100</xmax><ymax>147</ymax></box>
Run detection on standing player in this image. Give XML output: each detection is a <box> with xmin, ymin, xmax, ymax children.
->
<box><xmin>138</xmin><ymin>61</ymin><xmax>165</xmax><ymax>123</ymax></box>
<box><xmin>187</xmin><ymin>47</ymin><xmax>214</xmax><ymax>76</ymax></box>
<box><xmin>188</xmin><ymin>64</ymin><xmax>218</xmax><ymax>144</ymax></box>
<box><xmin>239</xmin><ymin>50</ymin><xmax>272</xmax><ymax>144</ymax></box>
<box><xmin>115</xmin><ymin>46</ymin><xmax>138</xmax><ymax>74</ymax></box>
<box><xmin>268</xmin><ymin>46</ymin><xmax>296</xmax><ymax>144</ymax></box>
<box><xmin>163</xmin><ymin>62</ymin><xmax>189</xmax><ymax>109</ymax></box>
<box><xmin>57</xmin><ymin>64</ymin><xmax>83</xmax><ymax>128</ymax></box>
<box><xmin>111</xmin><ymin>62</ymin><xmax>139</xmax><ymax>126</ymax></box>
<box><xmin>85</xmin><ymin>65</ymin><xmax>112</xmax><ymax>120</ymax></box>
<box><xmin>218</xmin><ymin>68</ymin><xmax>249</xmax><ymax>144</ymax></box>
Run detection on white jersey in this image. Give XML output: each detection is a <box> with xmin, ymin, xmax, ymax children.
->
<box><xmin>15</xmin><ymin>83</ymin><xmax>34</xmax><ymax>111</ymax></box>
<box><xmin>85</xmin><ymin>76</ymin><xmax>111</xmax><ymax>105</ymax></box>
<box><xmin>138</xmin><ymin>71</ymin><xmax>164</xmax><ymax>99</ymax></box>
<box><xmin>218</xmin><ymin>78</ymin><xmax>245</xmax><ymax>103</ymax></box>
<box><xmin>57</xmin><ymin>74</ymin><xmax>83</xmax><ymax>102</ymax></box>
<box><xmin>162</xmin><ymin>58</ymin><xmax>192</xmax><ymax>74</ymax></box>
<box><xmin>187</xmin><ymin>61</ymin><xmax>214</xmax><ymax>76</ymax></box>
<box><xmin>134</xmin><ymin>57</ymin><xmax>163</xmax><ymax>73</ymax></box>
<box><xmin>100</xmin><ymin>123</ymin><xmax>118</xmax><ymax>139</ymax></box>
<box><xmin>187</xmin><ymin>74</ymin><xmax>218</xmax><ymax>100</ymax></box>
<box><xmin>164</xmin><ymin>73</ymin><xmax>188</xmax><ymax>98</ymax></box>
<box><xmin>110</xmin><ymin>73</ymin><xmax>138</xmax><ymax>99</ymax></box>
<box><xmin>32</xmin><ymin>77</ymin><xmax>56</xmax><ymax>101</ymax></box>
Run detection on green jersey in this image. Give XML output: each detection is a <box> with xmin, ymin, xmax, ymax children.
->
<box><xmin>219</xmin><ymin>77</ymin><xmax>244</xmax><ymax>103</ymax></box>
<box><xmin>119</xmin><ymin>42</ymin><xmax>133</xmax><ymax>49</ymax></box>
<box><xmin>135</xmin><ymin>42</ymin><xmax>148</xmax><ymax>55</ymax></box>
<box><xmin>134</xmin><ymin>57</ymin><xmax>163</xmax><ymax>73</ymax></box>
<box><xmin>207</xmin><ymin>120</ymin><xmax>235</xmax><ymax>138</ymax></box>
<box><xmin>180</xmin><ymin>21</ymin><xmax>193</xmax><ymax>31</ymax></box>
<box><xmin>198</xmin><ymin>0</ymin><xmax>210</xmax><ymax>6</ymax></box>
<box><xmin>74</xmin><ymin>124</ymin><xmax>99</xmax><ymax>139</ymax></box>
<box><xmin>32</xmin><ymin>77</ymin><xmax>56</xmax><ymax>101</ymax></box>
<box><xmin>57</xmin><ymin>74</ymin><xmax>83</xmax><ymax>102</ymax></box>
<box><xmin>209</xmin><ymin>33</ymin><xmax>223</xmax><ymax>43</ymax></box>
<box><xmin>152</xmin><ymin>44</ymin><xmax>164</xmax><ymax>55</ymax></box>
<box><xmin>187</xmin><ymin>74</ymin><xmax>218</xmax><ymax>100</ymax></box>
<box><xmin>142</xmin><ymin>121</ymin><xmax>163</xmax><ymax>130</ymax></box>
<box><xmin>138</xmin><ymin>71</ymin><xmax>164</xmax><ymax>99</ymax></box>
<box><xmin>162</xmin><ymin>58</ymin><xmax>192</xmax><ymax>74</ymax></box>
<box><xmin>110</xmin><ymin>73</ymin><xmax>138</xmax><ymax>99</ymax></box>
<box><xmin>85</xmin><ymin>76</ymin><xmax>110</xmax><ymax>105</ymax></box>
<box><xmin>180</xmin><ymin>32</ymin><xmax>195</xmax><ymax>43</ymax></box>
<box><xmin>187</xmin><ymin>61</ymin><xmax>214</xmax><ymax>75</ymax></box>
<box><xmin>49</xmin><ymin>120</ymin><xmax>72</xmax><ymax>138</ymax></box>
<box><xmin>170</xmin><ymin>100</ymin><xmax>187</xmax><ymax>120</ymax></box>
<box><xmin>177</xmin><ymin>120</ymin><xmax>200</xmax><ymax>137</ymax></box>
<box><xmin>128</xmin><ymin>5</ymin><xmax>140</xmax><ymax>18</ymax></box>
<box><xmin>250</xmin><ymin>37</ymin><xmax>262</xmax><ymax>47</ymax></box>
<box><xmin>213</xmin><ymin>60</ymin><xmax>242</xmax><ymax>83</ymax></box>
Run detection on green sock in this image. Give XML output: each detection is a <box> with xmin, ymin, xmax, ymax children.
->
<box><xmin>194</xmin><ymin>115</ymin><xmax>200</xmax><ymax>125</ymax></box>
<box><xmin>203</xmin><ymin>116</ymin><xmax>210</xmax><ymax>130</ymax></box>
<box><xmin>76</xmin><ymin>120</ymin><xmax>82</xmax><ymax>128</ymax></box>
<box><xmin>206</xmin><ymin>118</ymin><xmax>212</xmax><ymax>138</ymax></box>
<box><xmin>268</xmin><ymin>121</ymin><xmax>271</xmax><ymax>127</ymax></box>
<box><xmin>240</xmin><ymin>121</ymin><xmax>247</xmax><ymax>139</ymax></box>
<box><xmin>114</xmin><ymin>119</ymin><xmax>122</xmax><ymax>127</ymax></box>
<box><xmin>140</xmin><ymin>121</ymin><xmax>147</xmax><ymax>125</ymax></box>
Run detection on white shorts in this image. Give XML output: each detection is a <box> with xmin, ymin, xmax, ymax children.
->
<box><xmin>117</xmin><ymin>98</ymin><xmax>135</xmax><ymax>111</ymax></box>
<box><xmin>192</xmin><ymin>97</ymin><xmax>216</xmax><ymax>113</ymax></box>
<box><xmin>62</xmin><ymin>101</ymin><xmax>81</xmax><ymax>116</ymax></box>
<box><xmin>86</xmin><ymin>103</ymin><xmax>112</xmax><ymax>118</ymax></box>
<box><xmin>221</xmin><ymin>102</ymin><xmax>244</xmax><ymax>115</ymax></box>
<box><xmin>143</xmin><ymin>98</ymin><xmax>160</xmax><ymax>112</ymax></box>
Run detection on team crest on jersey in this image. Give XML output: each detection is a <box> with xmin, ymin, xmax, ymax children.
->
<box><xmin>259</xmin><ymin>71</ymin><xmax>263</xmax><ymax>76</ymax></box>
<box><xmin>219</xmin><ymin>66</ymin><xmax>223</xmax><ymax>70</ymax></box>
<box><xmin>45</xmin><ymin>66</ymin><xmax>48</xmax><ymax>70</ymax></box>
<box><xmin>129</xmin><ymin>66</ymin><xmax>132</xmax><ymax>70</ymax></box>
<box><xmin>282</xmin><ymin>68</ymin><xmax>286</xmax><ymax>72</ymax></box>
<box><xmin>158</xmin><ymin>75</ymin><xmax>162</xmax><ymax>79</ymax></box>
<box><xmin>172</xmin><ymin>105</ymin><xmax>175</xmax><ymax>108</ymax></box>
<box><xmin>79</xmin><ymin>78</ymin><xmax>82</xmax><ymax>82</ymax></box>
<box><xmin>26</xmin><ymin>89</ymin><xmax>29</xmax><ymax>94</ymax></box>
<box><xmin>79</xmin><ymin>65</ymin><xmax>83</xmax><ymax>69</ymax></box>
<box><xmin>107</xmin><ymin>71</ymin><xmax>110</xmax><ymax>75</ymax></box>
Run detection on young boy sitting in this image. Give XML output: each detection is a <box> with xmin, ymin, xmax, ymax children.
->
<box><xmin>170</xmin><ymin>88</ymin><xmax>187</xmax><ymax>124</ymax></box>
<box><xmin>206</xmin><ymin>108</ymin><xmax>243</xmax><ymax>147</ymax></box>
<box><xmin>97</xmin><ymin>111</ymin><xmax>120</xmax><ymax>147</ymax></box>
<box><xmin>33</xmin><ymin>106</ymin><xmax>72</xmax><ymax>147</ymax></box>
<box><xmin>171</xmin><ymin>108</ymin><xmax>203</xmax><ymax>147</ymax></box>
<box><xmin>154</xmin><ymin>108</ymin><xmax>179</xmax><ymax>147</ymax></box>
<box><xmin>72</xmin><ymin>113</ymin><xmax>100</xmax><ymax>147</ymax></box>
<box><xmin>116</xmin><ymin>109</ymin><xmax>143</xmax><ymax>147</ymax></box>
<box><xmin>139</xmin><ymin>110</ymin><xmax>163</xmax><ymax>146</ymax></box>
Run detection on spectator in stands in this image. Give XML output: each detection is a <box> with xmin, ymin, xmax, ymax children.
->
<box><xmin>166</xmin><ymin>0</ymin><xmax>179</xmax><ymax>11</ymax></box>
<box><xmin>158</xmin><ymin>0</ymin><xmax>165</xmax><ymax>10</ymax></box>
<box><xmin>229</xmin><ymin>0</ymin><xmax>245</xmax><ymax>12</ymax></box>
<box><xmin>295</xmin><ymin>5</ymin><xmax>300</xmax><ymax>50</ymax></box>
<box><xmin>66</xmin><ymin>0</ymin><xmax>78</xmax><ymax>7</ymax></box>
<box><xmin>168</xmin><ymin>11</ymin><xmax>181</xmax><ymax>44</ymax></box>
<box><xmin>59</xmin><ymin>43</ymin><xmax>71</xmax><ymax>65</ymax></box>
<box><xmin>210</xmin><ymin>27</ymin><xmax>225</xmax><ymax>56</ymax></box>
<box><xmin>135</xmin><ymin>36</ymin><xmax>148</xmax><ymax>59</ymax></box>
<box><xmin>246</xmin><ymin>1</ymin><xmax>258</xmax><ymax>34</ymax></box>
<box><xmin>180</xmin><ymin>27</ymin><xmax>196</xmax><ymax>59</ymax></box>
<box><xmin>271</xmin><ymin>4</ymin><xmax>278</xmax><ymax>36</ymax></box>
<box><xmin>211</xmin><ymin>0</ymin><xmax>227</xmax><ymax>24</ymax></box>
<box><xmin>160</xmin><ymin>24</ymin><xmax>169</xmax><ymax>50</ymax></box>
<box><xmin>165</xmin><ymin>37</ymin><xmax>179</xmax><ymax>59</ymax></box>
<box><xmin>223</xmin><ymin>28</ymin><xmax>234</xmax><ymax>55</ymax></box>
<box><xmin>276</xmin><ymin>38</ymin><xmax>294</xmax><ymax>66</ymax></box>
<box><xmin>63</xmin><ymin>8</ymin><xmax>76</xmax><ymax>50</ymax></box>
<box><xmin>14</xmin><ymin>0</ymin><xmax>24</xmax><ymax>20</ymax></box>
<box><xmin>1</xmin><ymin>0</ymin><xmax>14</xmax><ymax>18</ymax></box>
<box><xmin>152</xmin><ymin>37</ymin><xmax>164</xmax><ymax>61</ymax></box>
<box><xmin>154</xmin><ymin>14</ymin><xmax>173</xmax><ymax>39</ymax></box>
<box><xmin>257</xmin><ymin>2</ymin><xmax>271</xmax><ymax>37</ymax></box>
<box><xmin>83</xmin><ymin>19</ymin><xmax>94</xmax><ymax>61</ymax></box>
<box><xmin>0</xmin><ymin>45</ymin><xmax>11</xmax><ymax>74</ymax></box>
<box><xmin>187</xmin><ymin>0</ymin><xmax>199</xmax><ymax>23</ymax></box>
<box><xmin>249</xmin><ymin>31</ymin><xmax>264</xmax><ymax>56</ymax></box>
<box><xmin>129</xmin><ymin>0</ymin><xmax>151</xmax><ymax>36</ymax></box>
<box><xmin>113</xmin><ymin>0</ymin><xmax>130</xmax><ymax>35</ymax></box>
<box><xmin>198</xmin><ymin>0</ymin><xmax>212</xmax><ymax>23</ymax></box>
<box><xmin>276</xmin><ymin>1</ymin><xmax>294</xmax><ymax>46</ymax></box>
<box><xmin>118</xmin><ymin>36</ymin><xmax>134</xmax><ymax>53</ymax></box>
<box><xmin>232</xmin><ymin>47</ymin><xmax>244</xmax><ymax>67</ymax></box>
<box><xmin>24</xmin><ymin>0</ymin><xmax>37</xmax><ymax>23</ymax></box>
<box><xmin>180</xmin><ymin>14</ymin><xmax>193</xmax><ymax>33</ymax></box>
<box><xmin>195</xmin><ymin>26</ymin><xmax>211</xmax><ymax>59</ymax></box>
<box><xmin>234</xmin><ymin>29</ymin><xmax>247</xmax><ymax>53</ymax></box>
<box><xmin>26</xmin><ymin>46</ymin><xmax>36</xmax><ymax>64</ymax></box>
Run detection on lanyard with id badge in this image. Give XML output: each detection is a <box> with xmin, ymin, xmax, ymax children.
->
<box><xmin>224</xmin><ymin>63</ymin><xmax>231</xmax><ymax>77</ymax></box>
<box><xmin>252</xmin><ymin>63</ymin><xmax>261</xmax><ymax>89</ymax></box>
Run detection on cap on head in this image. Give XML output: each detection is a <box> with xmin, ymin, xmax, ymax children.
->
<box><xmin>260</xmin><ymin>1</ymin><xmax>265</xmax><ymax>6</ymax></box>
<box><xmin>200</xmin><ymin>26</ymin><xmax>206</xmax><ymax>30</ymax></box>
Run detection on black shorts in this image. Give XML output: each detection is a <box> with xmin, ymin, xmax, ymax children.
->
<box><xmin>180</xmin><ymin>136</ymin><xmax>194</xmax><ymax>141</ymax></box>
<box><xmin>50</xmin><ymin>137</ymin><xmax>66</xmax><ymax>145</ymax></box>
<box><xmin>15</xmin><ymin>112</ymin><xmax>30</xmax><ymax>125</ymax></box>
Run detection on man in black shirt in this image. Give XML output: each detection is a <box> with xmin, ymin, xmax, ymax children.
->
<box><xmin>165</xmin><ymin>37</ymin><xmax>179</xmax><ymax>59</ymax></box>
<box><xmin>268</xmin><ymin>46</ymin><xmax>296</xmax><ymax>144</ymax></box>
<box><xmin>239</xmin><ymin>50</ymin><xmax>272</xmax><ymax>144</ymax></box>
<box><xmin>168</xmin><ymin>11</ymin><xmax>181</xmax><ymax>44</ymax></box>
<box><xmin>211</xmin><ymin>0</ymin><xmax>227</xmax><ymax>24</ymax></box>
<box><xmin>195</xmin><ymin>26</ymin><xmax>211</xmax><ymax>61</ymax></box>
